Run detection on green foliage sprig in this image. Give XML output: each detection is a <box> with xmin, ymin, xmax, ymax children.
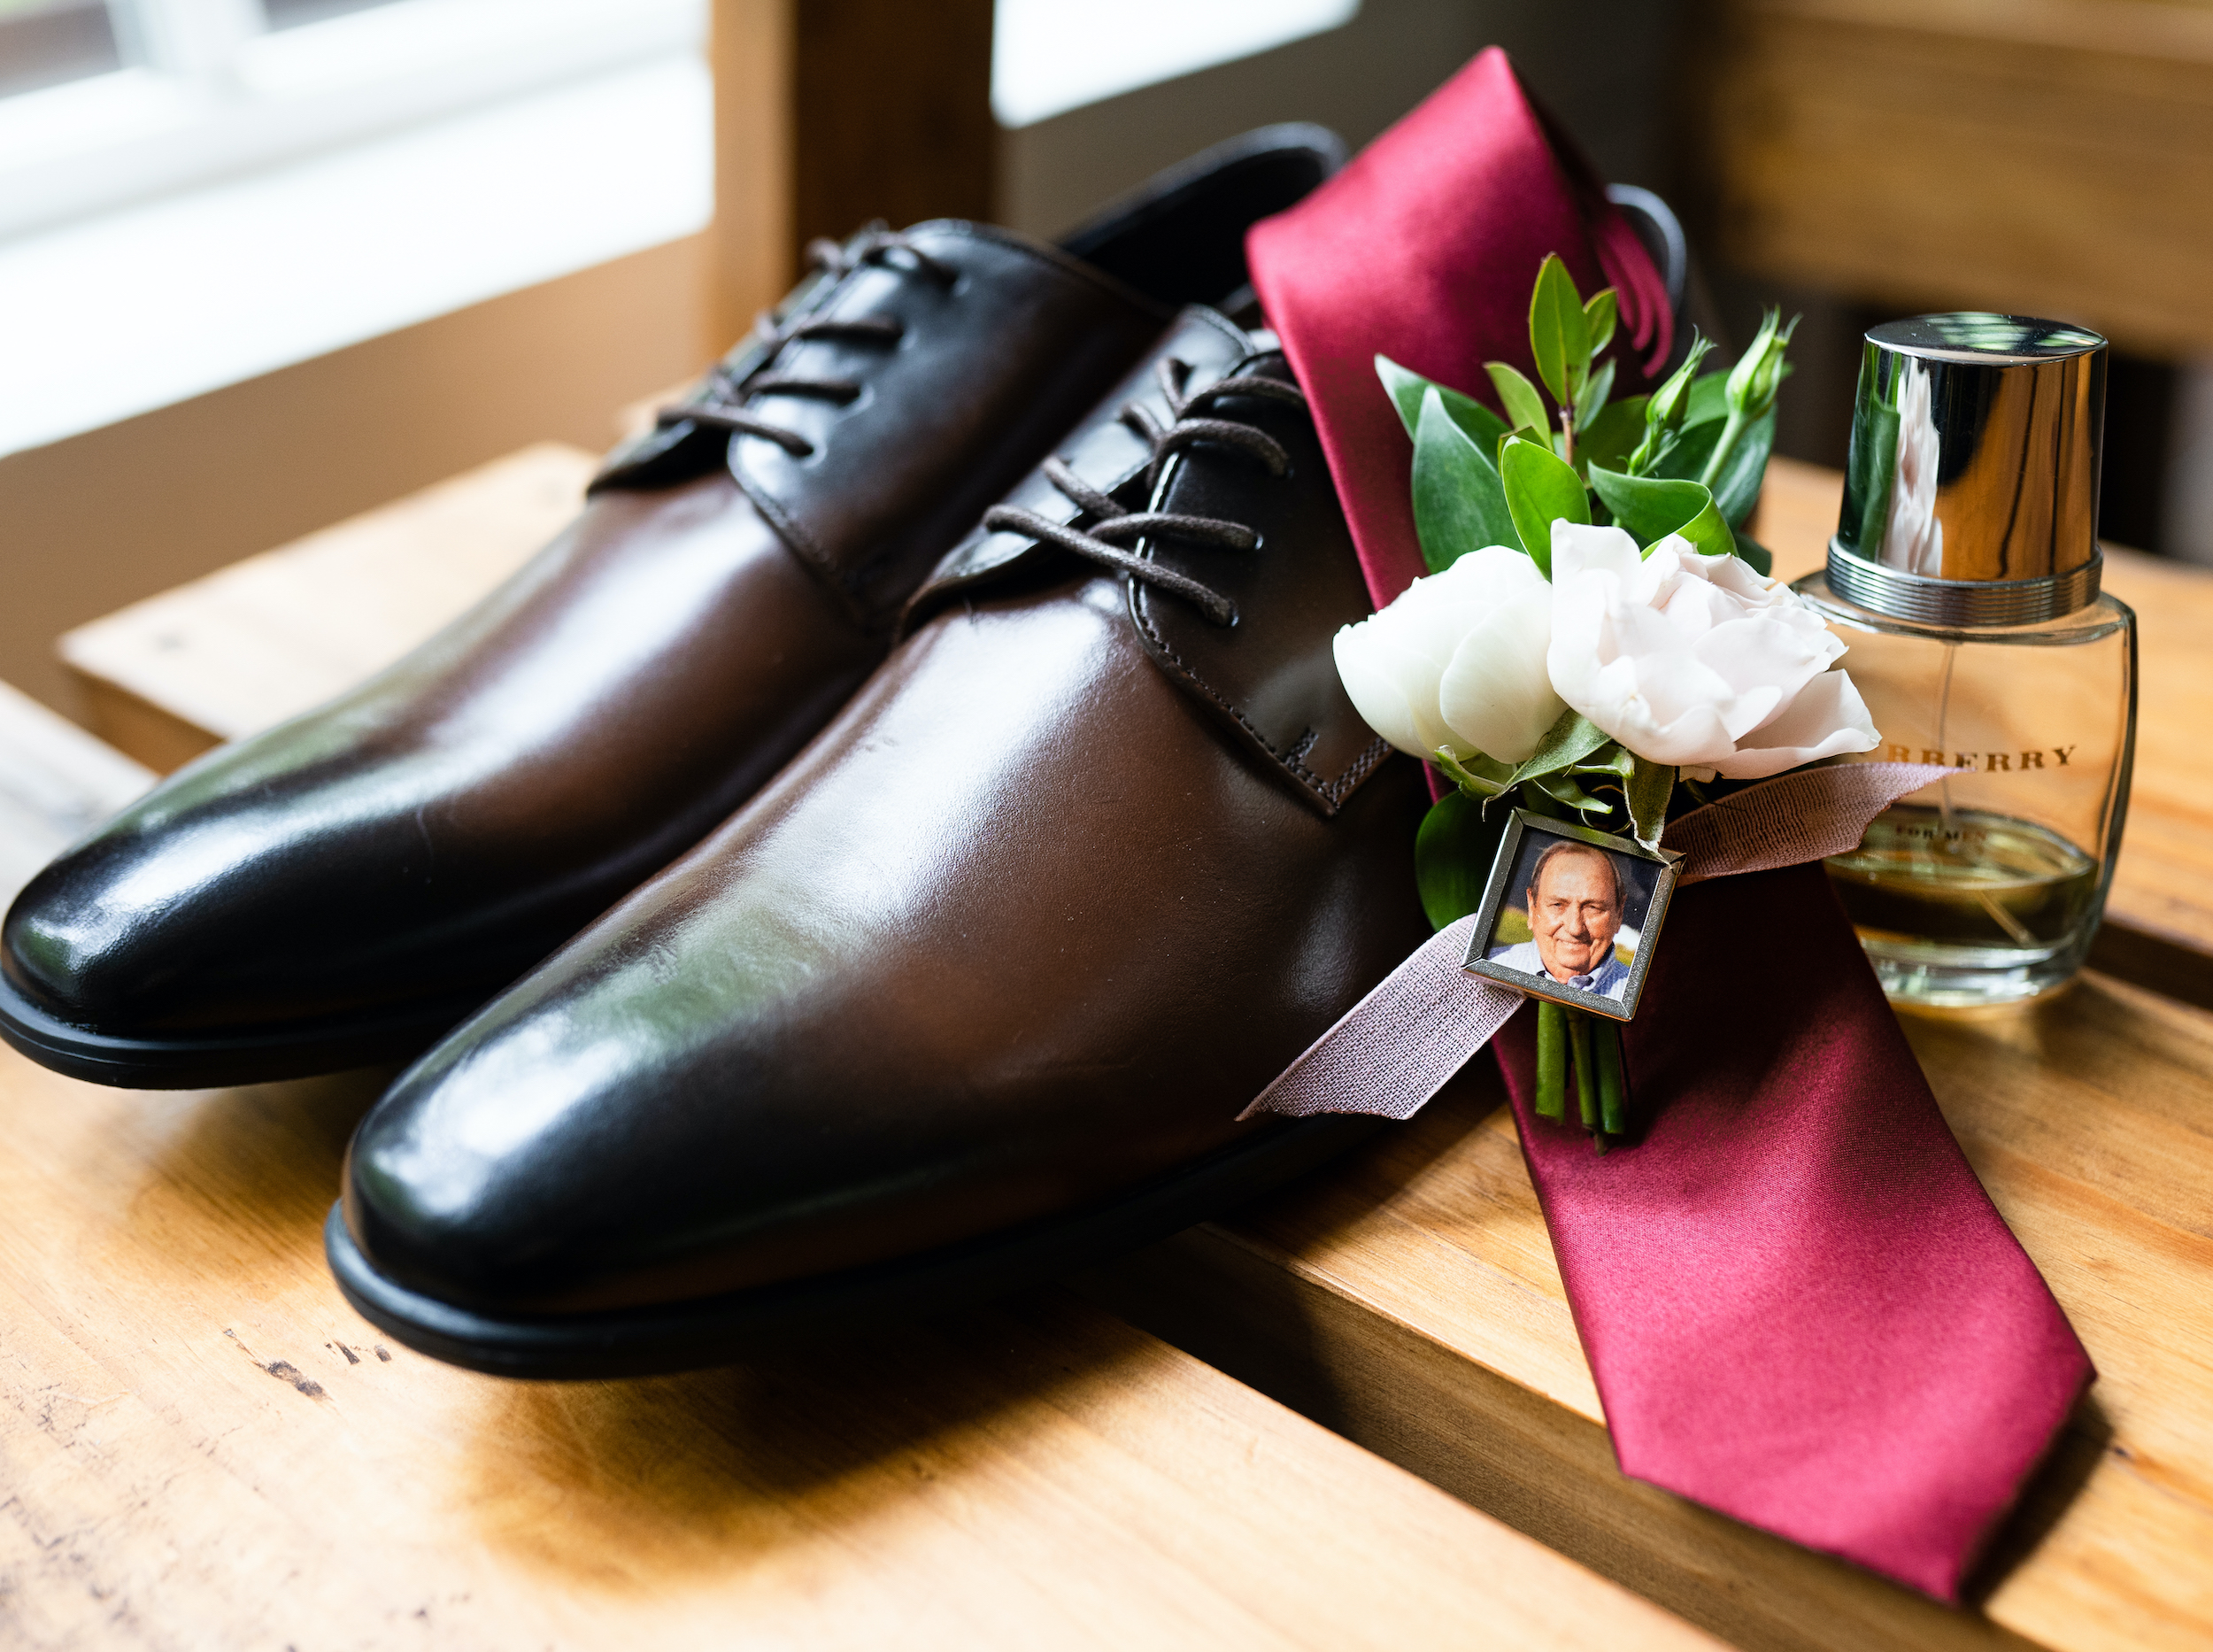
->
<box><xmin>1377</xmin><ymin>257</ymin><xmax>1796</xmax><ymax>582</ymax></box>
<box><xmin>1375</xmin><ymin>261</ymin><xmax>1802</xmax><ymax>1148</ymax></box>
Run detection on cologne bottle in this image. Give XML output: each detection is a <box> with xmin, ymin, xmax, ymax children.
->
<box><xmin>1792</xmin><ymin>313</ymin><xmax>2136</xmax><ymax>1008</ymax></box>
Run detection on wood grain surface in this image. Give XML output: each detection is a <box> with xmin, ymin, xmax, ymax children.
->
<box><xmin>1092</xmin><ymin>966</ymin><xmax>2213</xmax><ymax>1652</ymax></box>
<box><xmin>33</xmin><ymin>447</ymin><xmax>2213</xmax><ymax>1649</ymax></box>
<box><xmin>0</xmin><ymin>1038</ymin><xmax>1719</xmax><ymax>1649</ymax></box>
<box><xmin>0</xmin><ymin>680</ymin><xmax>150</xmax><ymax>910</ymax></box>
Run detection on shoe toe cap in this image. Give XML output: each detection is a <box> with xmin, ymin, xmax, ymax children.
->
<box><xmin>3</xmin><ymin>837</ymin><xmax>202</xmax><ymax>1030</ymax></box>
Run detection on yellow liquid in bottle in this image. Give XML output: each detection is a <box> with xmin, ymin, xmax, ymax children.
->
<box><xmin>1826</xmin><ymin>806</ymin><xmax>2101</xmax><ymax>957</ymax></box>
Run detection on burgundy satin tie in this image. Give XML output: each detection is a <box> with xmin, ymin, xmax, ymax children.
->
<box><xmin>1245</xmin><ymin>47</ymin><xmax>2092</xmax><ymax>1602</ymax></box>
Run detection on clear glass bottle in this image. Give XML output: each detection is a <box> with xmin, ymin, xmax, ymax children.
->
<box><xmin>1792</xmin><ymin>314</ymin><xmax>2137</xmax><ymax>1008</ymax></box>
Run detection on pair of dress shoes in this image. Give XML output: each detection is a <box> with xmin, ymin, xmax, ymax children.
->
<box><xmin>3</xmin><ymin>124</ymin><xmax>1679</xmax><ymax>1377</ymax></box>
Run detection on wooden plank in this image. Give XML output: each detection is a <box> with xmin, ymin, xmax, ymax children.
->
<box><xmin>57</xmin><ymin>443</ymin><xmax>598</xmax><ymax>772</ymax></box>
<box><xmin>0</xmin><ymin>679</ymin><xmax>151</xmax><ymax>908</ymax></box>
<box><xmin>0</xmin><ymin>1042</ymin><xmax>1717</xmax><ymax>1651</ymax></box>
<box><xmin>1695</xmin><ymin>0</ymin><xmax>2213</xmax><ymax>356</ymax></box>
<box><xmin>1754</xmin><ymin>456</ymin><xmax>2213</xmax><ymax>1008</ymax></box>
<box><xmin>1087</xmin><ymin>963</ymin><xmax>2213</xmax><ymax>1652</ymax></box>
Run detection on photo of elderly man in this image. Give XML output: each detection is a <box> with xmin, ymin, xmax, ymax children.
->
<box><xmin>1489</xmin><ymin>839</ymin><xmax>1631</xmax><ymax>1001</ymax></box>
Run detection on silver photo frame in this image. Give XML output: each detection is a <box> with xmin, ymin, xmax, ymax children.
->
<box><xmin>1462</xmin><ymin>810</ymin><xmax>1683</xmax><ymax>1022</ymax></box>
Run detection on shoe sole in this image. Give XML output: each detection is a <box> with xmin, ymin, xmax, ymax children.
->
<box><xmin>324</xmin><ymin>1114</ymin><xmax>1382</xmax><ymax>1379</ymax></box>
<box><xmin>0</xmin><ymin>966</ymin><xmax>482</xmax><ymax>1089</ymax></box>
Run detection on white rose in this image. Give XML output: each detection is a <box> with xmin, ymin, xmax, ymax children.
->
<box><xmin>1546</xmin><ymin>521</ymin><xmax>1878</xmax><ymax>780</ymax></box>
<box><xmin>1332</xmin><ymin>544</ymin><xmax>1564</xmax><ymax>765</ymax></box>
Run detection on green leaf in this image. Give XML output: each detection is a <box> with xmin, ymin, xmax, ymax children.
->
<box><xmin>1377</xmin><ymin>355</ymin><xmax>1510</xmax><ymax>452</ymax></box>
<box><xmin>1708</xmin><ymin>406</ymin><xmax>1776</xmax><ymax>527</ymax></box>
<box><xmin>1684</xmin><ymin>370</ymin><xmax>1729</xmax><ymax>428</ymax></box>
<box><xmin>1529</xmin><ymin>253</ymin><xmax>1589</xmax><ymax>405</ymax></box>
<box><xmin>1414</xmin><ymin>791</ymin><xmax>1513</xmax><ymax>930</ymax></box>
<box><xmin>1584</xmin><ymin>289</ymin><xmax>1617</xmax><ymax>357</ymax></box>
<box><xmin>1484</xmin><ymin>362</ymin><xmax>1550</xmax><ymax>444</ymax></box>
<box><xmin>1576</xmin><ymin>359</ymin><xmax>1617</xmax><ymax>431</ymax></box>
<box><xmin>1435</xmin><ymin>746</ymin><xmax>1515</xmax><ymax>797</ymax></box>
<box><xmin>1624</xmin><ymin>754</ymin><xmax>1675</xmax><ymax>851</ymax></box>
<box><xmin>1731</xmin><ymin>530</ymin><xmax>1775</xmax><ymax>576</ymax></box>
<box><xmin>1586</xmin><ymin>466</ymin><xmax>1704</xmax><ymax>544</ymax></box>
<box><xmin>1376</xmin><ymin>354</ymin><xmax>1432</xmax><ymax>438</ymax></box>
<box><xmin>1648</xmin><ymin>417</ymin><xmax>1721</xmax><ymax>482</ymax></box>
<box><xmin>1588</xmin><ymin>464</ymin><xmax>1739</xmax><ymax>560</ymax></box>
<box><xmin>1669</xmin><ymin>496</ymin><xmax>1738</xmax><ymax>560</ymax></box>
<box><xmin>1500</xmin><ymin>436</ymin><xmax>1590</xmax><ymax>575</ymax></box>
<box><xmin>1568</xmin><ymin>742</ymin><xmax>1633</xmax><ymax>780</ymax></box>
<box><xmin>1577</xmin><ymin>394</ymin><xmax>1646</xmax><ymax>475</ymax></box>
<box><xmin>1503</xmin><ymin>705</ymin><xmax>1614</xmax><ymax>793</ymax></box>
<box><xmin>1442</xmin><ymin>390</ymin><xmax>1511</xmax><ymax>454</ymax></box>
<box><xmin>1412</xmin><ymin>388</ymin><xmax>1519</xmax><ymax>573</ymax></box>
<box><xmin>1530</xmin><ymin>775</ymin><xmax>1604</xmax><ymax>814</ymax></box>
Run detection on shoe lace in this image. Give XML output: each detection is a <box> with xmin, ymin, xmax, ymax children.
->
<box><xmin>981</xmin><ymin>358</ymin><xmax>1306</xmax><ymax>627</ymax></box>
<box><xmin>662</xmin><ymin>228</ymin><xmax>958</xmax><ymax>459</ymax></box>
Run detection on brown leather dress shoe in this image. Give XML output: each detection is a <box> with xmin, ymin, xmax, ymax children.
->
<box><xmin>328</xmin><ymin>311</ymin><xmax>1430</xmax><ymax>1377</ymax></box>
<box><xmin>1</xmin><ymin>126</ymin><xmax>1344</xmax><ymax>1089</ymax></box>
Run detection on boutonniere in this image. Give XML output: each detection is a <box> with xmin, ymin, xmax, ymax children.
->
<box><xmin>1332</xmin><ymin>258</ymin><xmax>1878</xmax><ymax>1144</ymax></box>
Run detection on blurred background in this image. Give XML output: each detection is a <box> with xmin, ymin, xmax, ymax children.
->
<box><xmin>2</xmin><ymin>0</ymin><xmax>2206</xmax><ymax>717</ymax></box>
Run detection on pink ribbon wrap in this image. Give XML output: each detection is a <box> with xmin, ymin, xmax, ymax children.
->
<box><xmin>1246</xmin><ymin>762</ymin><xmax>1954</xmax><ymax>1123</ymax></box>
<box><xmin>1244</xmin><ymin>52</ymin><xmax>2093</xmax><ymax>1604</ymax></box>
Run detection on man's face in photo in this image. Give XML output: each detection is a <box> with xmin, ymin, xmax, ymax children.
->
<box><xmin>1528</xmin><ymin>847</ymin><xmax>1623</xmax><ymax>983</ymax></box>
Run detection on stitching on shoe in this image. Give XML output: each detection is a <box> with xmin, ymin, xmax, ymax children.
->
<box><xmin>1131</xmin><ymin>579</ymin><xmax>1389</xmax><ymax>814</ymax></box>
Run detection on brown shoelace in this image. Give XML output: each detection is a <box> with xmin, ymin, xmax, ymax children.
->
<box><xmin>982</xmin><ymin>358</ymin><xmax>1307</xmax><ymax>627</ymax></box>
<box><xmin>662</xmin><ymin>229</ymin><xmax>957</xmax><ymax>459</ymax></box>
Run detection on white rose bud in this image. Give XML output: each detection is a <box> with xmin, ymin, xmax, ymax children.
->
<box><xmin>1333</xmin><ymin>544</ymin><xmax>1565</xmax><ymax>766</ymax></box>
<box><xmin>1546</xmin><ymin>521</ymin><xmax>1878</xmax><ymax>780</ymax></box>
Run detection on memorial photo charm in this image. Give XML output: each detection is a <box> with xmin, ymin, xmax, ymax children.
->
<box><xmin>1463</xmin><ymin>811</ymin><xmax>1680</xmax><ymax>1021</ymax></box>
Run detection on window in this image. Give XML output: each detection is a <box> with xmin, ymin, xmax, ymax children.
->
<box><xmin>991</xmin><ymin>0</ymin><xmax>1360</xmax><ymax>128</ymax></box>
<box><xmin>0</xmin><ymin>0</ymin><xmax>699</xmax><ymax>243</ymax></box>
<box><xmin>0</xmin><ymin>0</ymin><xmax>707</xmax><ymax>458</ymax></box>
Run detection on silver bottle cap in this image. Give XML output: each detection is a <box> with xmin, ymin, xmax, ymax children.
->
<box><xmin>1829</xmin><ymin>313</ymin><xmax>2107</xmax><ymax>626</ymax></box>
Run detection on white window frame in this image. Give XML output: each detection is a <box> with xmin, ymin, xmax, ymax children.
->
<box><xmin>0</xmin><ymin>0</ymin><xmax>703</xmax><ymax>243</ymax></box>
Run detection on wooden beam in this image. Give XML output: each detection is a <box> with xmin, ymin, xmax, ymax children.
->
<box><xmin>1693</xmin><ymin>0</ymin><xmax>2213</xmax><ymax>355</ymax></box>
<box><xmin>708</xmin><ymin>0</ymin><xmax>996</xmax><ymax>345</ymax></box>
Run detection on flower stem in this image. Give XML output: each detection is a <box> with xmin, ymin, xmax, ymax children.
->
<box><xmin>1536</xmin><ymin>1000</ymin><xmax>1568</xmax><ymax>1119</ymax></box>
<box><xmin>1596</xmin><ymin>1022</ymin><xmax>1628</xmax><ymax>1137</ymax></box>
<box><xmin>1698</xmin><ymin>408</ymin><xmax>1750</xmax><ymax>490</ymax></box>
<box><xmin>1568</xmin><ymin>1009</ymin><xmax>1598</xmax><ymax>1131</ymax></box>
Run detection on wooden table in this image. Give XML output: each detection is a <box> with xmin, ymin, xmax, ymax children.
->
<box><xmin>2</xmin><ymin>462</ymin><xmax>1724</xmax><ymax>1647</ymax></box>
<box><xmin>0</xmin><ymin>1038</ymin><xmax>1709</xmax><ymax>1647</ymax></box>
<box><xmin>28</xmin><ymin>451</ymin><xmax>2213</xmax><ymax>1650</ymax></box>
<box><xmin>1091</xmin><ymin>460</ymin><xmax>2213</xmax><ymax>1652</ymax></box>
